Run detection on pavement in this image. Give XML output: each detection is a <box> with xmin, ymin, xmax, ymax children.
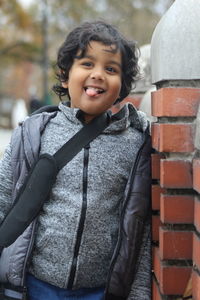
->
<box><xmin>0</xmin><ymin>129</ymin><xmax>12</xmax><ymax>158</ymax></box>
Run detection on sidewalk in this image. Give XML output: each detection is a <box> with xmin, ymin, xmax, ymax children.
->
<box><xmin>0</xmin><ymin>129</ymin><xmax>12</xmax><ymax>158</ymax></box>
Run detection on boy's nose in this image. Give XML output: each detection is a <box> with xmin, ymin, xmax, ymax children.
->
<box><xmin>90</xmin><ymin>70</ymin><xmax>104</xmax><ymax>80</ymax></box>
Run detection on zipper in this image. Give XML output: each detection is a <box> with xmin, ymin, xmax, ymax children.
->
<box><xmin>67</xmin><ymin>144</ymin><xmax>90</xmax><ymax>289</ymax></box>
<box><xmin>104</xmin><ymin>135</ymin><xmax>149</xmax><ymax>296</ymax></box>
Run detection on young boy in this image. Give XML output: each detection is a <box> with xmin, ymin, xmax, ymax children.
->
<box><xmin>0</xmin><ymin>21</ymin><xmax>151</xmax><ymax>300</ymax></box>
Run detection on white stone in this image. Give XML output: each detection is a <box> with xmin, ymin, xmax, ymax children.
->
<box><xmin>135</xmin><ymin>44</ymin><xmax>152</xmax><ymax>93</ymax></box>
<box><xmin>151</xmin><ymin>0</ymin><xmax>200</xmax><ymax>84</ymax></box>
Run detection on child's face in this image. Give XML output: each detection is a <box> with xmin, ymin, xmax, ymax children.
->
<box><xmin>62</xmin><ymin>41</ymin><xmax>122</xmax><ymax>122</ymax></box>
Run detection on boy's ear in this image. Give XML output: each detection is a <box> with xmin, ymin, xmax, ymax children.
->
<box><xmin>62</xmin><ymin>81</ymin><xmax>68</xmax><ymax>89</ymax></box>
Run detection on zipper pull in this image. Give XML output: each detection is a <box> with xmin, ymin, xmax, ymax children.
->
<box><xmin>84</xmin><ymin>143</ymin><xmax>90</xmax><ymax>149</ymax></box>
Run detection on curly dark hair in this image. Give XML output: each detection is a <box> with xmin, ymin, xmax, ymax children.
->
<box><xmin>52</xmin><ymin>20</ymin><xmax>139</xmax><ymax>103</ymax></box>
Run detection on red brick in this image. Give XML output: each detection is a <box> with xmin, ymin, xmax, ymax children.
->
<box><xmin>152</xmin><ymin>215</ymin><xmax>161</xmax><ymax>242</ymax></box>
<box><xmin>151</xmin><ymin>124</ymin><xmax>160</xmax><ymax>153</ymax></box>
<box><xmin>151</xmin><ymin>87</ymin><xmax>200</xmax><ymax>117</ymax></box>
<box><xmin>151</xmin><ymin>153</ymin><xmax>161</xmax><ymax>179</ymax></box>
<box><xmin>192</xmin><ymin>270</ymin><xmax>200</xmax><ymax>300</ymax></box>
<box><xmin>160</xmin><ymin>159</ymin><xmax>193</xmax><ymax>188</ymax></box>
<box><xmin>194</xmin><ymin>197</ymin><xmax>200</xmax><ymax>233</ymax></box>
<box><xmin>193</xmin><ymin>159</ymin><xmax>200</xmax><ymax>193</ymax></box>
<box><xmin>151</xmin><ymin>153</ymin><xmax>165</xmax><ymax>180</ymax></box>
<box><xmin>153</xmin><ymin>246</ymin><xmax>192</xmax><ymax>295</ymax></box>
<box><xmin>159</xmin><ymin>228</ymin><xmax>193</xmax><ymax>260</ymax></box>
<box><xmin>152</xmin><ymin>123</ymin><xmax>194</xmax><ymax>152</ymax></box>
<box><xmin>160</xmin><ymin>195</ymin><xmax>194</xmax><ymax>224</ymax></box>
<box><xmin>152</xmin><ymin>277</ymin><xmax>163</xmax><ymax>300</ymax></box>
<box><xmin>153</xmin><ymin>246</ymin><xmax>160</xmax><ymax>283</ymax></box>
<box><xmin>193</xmin><ymin>233</ymin><xmax>200</xmax><ymax>271</ymax></box>
<box><xmin>160</xmin><ymin>266</ymin><xmax>191</xmax><ymax>295</ymax></box>
<box><xmin>152</xmin><ymin>185</ymin><xmax>167</xmax><ymax>210</ymax></box>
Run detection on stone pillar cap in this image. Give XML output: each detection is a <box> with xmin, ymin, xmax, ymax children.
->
<box><xmin>151</xmin><ymin>0</ymin><xmax>200</xmax><ymax>84</ymax></box>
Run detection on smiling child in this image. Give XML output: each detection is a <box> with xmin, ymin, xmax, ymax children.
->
<box><xmin>0</xmin><ymin>21</ymin><xmax>151</xmax><ymax>300</ymax></box>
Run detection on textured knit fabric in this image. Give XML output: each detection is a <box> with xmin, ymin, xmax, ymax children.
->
<box><xmin>29</xmin><ymin>102</ymin><xmax>146</xmax><ymax>289</ymax></box>
<box><xmin>0</xmin><ymin>102</ymin><xmax>151</xmax><ymax>299</ymax></box>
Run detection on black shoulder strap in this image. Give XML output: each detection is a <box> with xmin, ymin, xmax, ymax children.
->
<box><xmin>0</xmin><ymin>112</ymin><xmax>110</xmax><ymax>251</ymax></box>
<box><xmin>30</xmin><ymin>105</ymin><xmax>110</xmax><ymax>170</ymax></box>
<box><xmin>54</xmin><ymin>111</ymin><xmax>110</xmax><ymax>170</ymax></box>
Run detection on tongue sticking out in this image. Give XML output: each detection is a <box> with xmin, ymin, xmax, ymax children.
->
<box><xmin>85</xmin><ymin>88</ymin><xmax>99</xmax><ymax>97</ymax></box>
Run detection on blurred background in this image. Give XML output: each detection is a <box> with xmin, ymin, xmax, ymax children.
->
<box><xmin>0</xmin><ymin>0</ymin><xmax>174</xmax><ymax>154</ymax></box>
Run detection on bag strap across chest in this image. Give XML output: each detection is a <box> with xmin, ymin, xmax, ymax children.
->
<box><xmin>0</xmin><ymin>111</ymin><xmax>110</xmax><ymax>250</ymax></box>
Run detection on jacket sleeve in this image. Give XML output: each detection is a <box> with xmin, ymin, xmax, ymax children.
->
<box><xmin>0</xmin><ymin>143</ymin><xmax>13</xmax><ymax>223</ymax></box>
<box><xmin>127</xmin><ymin>221</ymin><xmax>151</xmax><ymax>300</ymax></box>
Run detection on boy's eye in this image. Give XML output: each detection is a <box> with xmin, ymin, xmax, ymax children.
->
<box><xmin>106</xmin><ymin>66</ymin><xmax>117</xmax><ymax>73</ymax></box>
<box><xmin>81</xmin><ymin>61</ymin><xmax>92</xmax><ymax>67</ymax></box>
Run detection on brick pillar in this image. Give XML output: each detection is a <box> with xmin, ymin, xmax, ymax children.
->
<box><xmin>150</xmin><ymin>0</ymin><xmax>200</xmax><ymax>299</ymax></box>
<box><xmin>192</xmin><ymin>106</ymin><xmax>200</xmax><ymax>299</ymax></box>
<box><xmin>151</xmin><ymin>87</ymin><xmax>200</xmax><ymax>299</ymax></box>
